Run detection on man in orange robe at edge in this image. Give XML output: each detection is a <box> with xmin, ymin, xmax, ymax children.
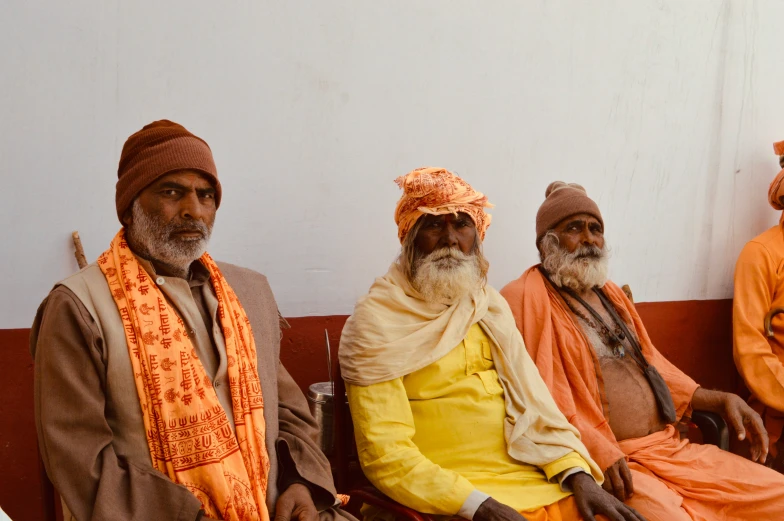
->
<box><xmin>734</xmin><ymin>140</ymin><xmax>784</xmax><ymax>473</ymax></box>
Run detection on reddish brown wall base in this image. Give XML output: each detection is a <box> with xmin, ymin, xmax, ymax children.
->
<box><xmin>0</xmin><ymin>299</ymin><xmax>740</xmax><ymax>521</ymax></box>
<box><xmin>635</xmin><ymin>299</ymin><xmax>739</xmax><ymax>393</ymax></box>
<box><xmin>279</xmin><ymin>315</ymin><xmax>350</xmax><ymax>395</ymax></box>
<box><xmin>0</xmin><ymin>329</ymin><xmax>44</xmax><ymax>521</ymax></box>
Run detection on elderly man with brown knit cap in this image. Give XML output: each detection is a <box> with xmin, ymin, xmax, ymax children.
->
<box><xmin>501</xmin><ymin>182</ymin><xmax>784</xmax><ymax>521</ymax></box>
<box><xmin>30</xmin><ymin>120</ymin><xmax>356</xmax><ymax>521</ymax></box>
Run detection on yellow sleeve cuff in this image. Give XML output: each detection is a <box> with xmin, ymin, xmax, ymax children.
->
<box><xmin>541</xmin><ymin>452</ymin><xmax>592</xmax><ymax>482</ymax></box>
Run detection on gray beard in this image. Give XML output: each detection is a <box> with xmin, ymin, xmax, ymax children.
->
<box><xmin>540</xmin><ymin>232</ymin><xmax>609</xmax><ymax>292</ymax></box>
<box><xmin>412</xmin><ymin>247</ymin><xmax>482</xmax><ymax>303</ymax></box>
<box><xmin>125</xmin><ymin>199</ymin><xmax>212</xmax><ymax>277</ymax></box>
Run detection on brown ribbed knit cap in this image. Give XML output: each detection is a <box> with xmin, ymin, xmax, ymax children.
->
<box><xmin>535</xmin><ymin>181</ymin><xmax>603</xmax><ymax>243</ymax></box>
<box><xmin>115</xmin><ymin>120</ymin><xmax>221</xmax><ymax>222</ymax></box>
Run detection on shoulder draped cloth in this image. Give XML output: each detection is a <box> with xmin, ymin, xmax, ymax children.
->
<box><xmin>98</xmin><ymin>230</ymin><xmax>271</xmax><ymax>521</ymax></box>
<box><xmin>339</xmin><ymin>263</ymin><xmax>602</xmax><ymax>480</ymax></box>
<box><xmin>501</xmin><ymin>266</ymin><xmax>699</xmax><ymax>471</ymax></box>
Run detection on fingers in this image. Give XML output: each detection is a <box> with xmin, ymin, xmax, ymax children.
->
<box><xmin>619</xmin><ymin>460</ymin><xmax>634</xmax><ymax>498</ymax></box>
<box><xmin>745</xmin><ymin>413</ymin><xmax>770</xmax><ymax>464</ymax></box>
<box><xmin>749</xmin><ymin>436</ymin><xmax>763</xmax><ymax>463</ymax></box>
<box><xmin>726</xmin><ymin>403</ymin><xmax>746</xmax><ymax>441</ymax></box>
<box><xmin>597</xmin><ymin>501</ymin><xmax>646</xmax><ymax>521</ymax></box>
<box><xmin>602</xmin><ymin>478</ymin><xmax>614</xmax><ymax>495</ymax></box>
<box><xmin>295</xmin><ymin>504</ymin><xmax>319</xmax><ymax>521</ymax></box>
<box><xmin>624</xmin><ymin>504</ymin><xmax>649</xmax><ymax>521</ymax></box>
<box><xmin>607</xmin><ymin>466</ymin><xmax>626</xmax><ymax>501</ymax></box>
<box><xmin>574</xmin><ymin>500</ymin><xmax>597</xmax><ymax>521</ymax></box>
<box><xmin>274</xmin><ymin>499</ymin><xmax>295</xmax><ymax>521</ymax></box>
<box><xmin>599</xmin><ymin>509</ymin><xmax>627</xmax><ymax>521</ymax></box>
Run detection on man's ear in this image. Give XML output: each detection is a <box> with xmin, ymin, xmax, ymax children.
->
<box><xmin>121</xmin><ymin>207</ymin><xmax>133</xmax><ymax>227</ymax></box>
<box><xmin>536</xmin><ymin>240</ymin><xmax>546</xmax><ymax>262</ymax></box>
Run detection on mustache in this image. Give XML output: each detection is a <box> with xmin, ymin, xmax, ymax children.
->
<box><xmin>167</xmin><ymin>220</ymin><xmax>209</xmax><ymax>236</ymax></box>
<box><xmin>573</xmin><ymin>245</ymin><xmax>603</xmax><ymax>259</ymax></box>
<box><xmin>429</xmin><ymin>247</ymin><xmax>471</xmax><ymax>261</ymax></box>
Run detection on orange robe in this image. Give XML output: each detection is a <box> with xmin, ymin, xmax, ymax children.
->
<box><xmin>502</xmin><ymin>266</ymin><xmax>784</xmax><ymax>521</ymax></box>
<box><xmin>522</xmin><ymin>496</ymin><xmax>608</xmax><ymax>521</ymax></box>
<box><xmin>734</xmin><ymin>224</ymin><xmax>784</xmax><ymax>457</ymax></box>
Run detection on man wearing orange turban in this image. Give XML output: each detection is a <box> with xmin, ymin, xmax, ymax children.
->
<box><xmin>393</xmin><ymin>167</ymin><xmax>493</xmax><ymax>243</ymax></box>
<box><xmin>734</xmin><ymin>141</ymin><xmax>784</xmax><ymax>473</ymax></box>
<box><xmin>341</xmin><ymin>168</ymin><xmax>644</xmax><ymax>521</ymax></box>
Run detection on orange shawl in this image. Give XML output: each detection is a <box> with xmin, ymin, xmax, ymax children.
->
<box><xmin>500</xmin><ymin>266</ymin><xmax>699</xmax><ymax>471</ymax></box>
<box><xmin>98</xmin><ymin>230</ymin><xmax>271</xmax><ymax>521</ymax></box>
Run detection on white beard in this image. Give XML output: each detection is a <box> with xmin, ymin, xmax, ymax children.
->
<box><xmin>126</xmin><ymin>199</ymin><xmax>212</xmax><ymax>275</ymax></box>
<box><xmin>540</xmin><ymin>233</ymin><xmax>609</xmax><ymax>292</ymax></box>
<box><xmin>412</xmin><ymin>247</ymin><xmax>482</xmax><ymax>303</ymax></box>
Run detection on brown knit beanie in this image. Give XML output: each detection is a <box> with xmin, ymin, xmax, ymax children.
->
<box><xmin>115</xmin><ymin>120</ymin><xmax>221</xmax><ymax>223</ymax></box>
<box><xmin>535</xmin><ymin>181</ymin><xmax>603</xmax><ymax>243</ymax></box>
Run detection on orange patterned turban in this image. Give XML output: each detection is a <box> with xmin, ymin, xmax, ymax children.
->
<box><xmin>394</xmin><ymin>167</ymin><xmax>493</xmax><ymax>243</ymax></box>
<box><xmin>768</xmin><ymin>140</ymin><xmax>784</xmax><ymax>210</ymax></box>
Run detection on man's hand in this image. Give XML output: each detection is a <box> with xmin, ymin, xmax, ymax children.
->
<box><xmin>274</xmin><ymin>483</ymin><xmax>319</xmax><ymax>521</ymax></box>
<box><xmin>601</xmin><ymin>458</ymin><xmax>634</xmax><ymax>501</ymax></box>
<box><xmin>568</xmin><ymin>472</ymin><xmax>646</xmax><ymax>521</ymax></box>
<box><xmin>723</xmin><ymin>394</ymin><xmax>769</xmax><ymax>463</ymax></box>
<box><xmin>691</xmin><ymin>387</ymin><xmax>769</xmax><ymax>464</ymax></box>
<box><xmin>474</xmin><ymin>497</ymin><xmax>529</xmax><ymax>521</ymax></box>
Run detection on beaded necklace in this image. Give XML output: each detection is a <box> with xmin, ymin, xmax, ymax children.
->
<box><xmin>561</xmin><ymin>290</ymin><xmax>627</xmax><ymax>358</ymax></box>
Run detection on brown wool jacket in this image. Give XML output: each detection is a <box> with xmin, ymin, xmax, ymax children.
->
<box><xmin>31</xmin><ymin>257</ymin><xmax>354</xmax><ymax>521</ymax></box>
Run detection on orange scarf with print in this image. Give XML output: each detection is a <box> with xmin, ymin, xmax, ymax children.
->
<box><xmin>98</xmin><ymin>230</ymin><xmax>271</xmax><ymax>521</ymax></box>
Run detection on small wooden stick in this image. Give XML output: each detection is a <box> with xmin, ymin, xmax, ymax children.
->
<box><xmin>621</xmin><ymin>284</ymin><xmax>634</xmax><ymax>304</ymax></box>
<box><xmin>72</xmin><ymin>231</ymin><xmax>88</xmax><ymax>269</ymax></box>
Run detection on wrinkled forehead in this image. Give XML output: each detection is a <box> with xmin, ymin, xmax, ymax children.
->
<box><xmin>553</xmin><ymin>212</ymin><xmax>603</xmax><ymax>230</ymax></box>
<box><xmin>141</xmin><ymin>169</ymin><xmax>217</xmax><ymax>193</ymax></box>
<box><xmin>417</xmin><ymin>211</ymin><xmax>475</xmax><ymax>226</ymax></box>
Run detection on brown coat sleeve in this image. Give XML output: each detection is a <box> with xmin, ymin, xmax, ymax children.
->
<box><xmin>31</xmin><ymin>286</ymin><xmax>202</xmax><ymax>521</ymax></box>
<box><xmin>275</xmin><ymin>363</ymin><xmax>340</xmax><ymax>510</ymax></box>
<box><xmin>276</xmin><ymin>364</ymin><xmax>357</xmax><ymax>520</ymax></box>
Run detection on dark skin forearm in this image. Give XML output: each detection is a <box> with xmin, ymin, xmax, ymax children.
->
<box><xmin>475</xmin><ymin>497</ymin><xmax>529</xmax><ymax>521</ymax></box>
<box><xmin>690</xmin><ymin>387</ymin><xmax>729</xmax><ymax>414</ymax></box>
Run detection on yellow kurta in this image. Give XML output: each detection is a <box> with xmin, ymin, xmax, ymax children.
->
<box><xmin>347</xmin><ymin>324</ymin><xmax>590</xmax><ymax>515</ymax></box>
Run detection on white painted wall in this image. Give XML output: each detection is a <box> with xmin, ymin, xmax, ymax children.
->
<box><xmin>1</xmin><ymin>0</ymin><xmax>783</xmax><ymax>329</ymax></box>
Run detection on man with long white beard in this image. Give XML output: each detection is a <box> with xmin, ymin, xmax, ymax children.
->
<box><xmin>30</xmin><ymin>120</ymin><xmax>355</xmax><ymax>521</ymax></box>
<box><xmin>340</xmin><ymin>168</ymin><xmax>645</xmax><ymax>521</ymax></box>
<box><xmin>501</xmin><ymin>181</ymin><xmax>784</xmax><ymax>521</ymax></box>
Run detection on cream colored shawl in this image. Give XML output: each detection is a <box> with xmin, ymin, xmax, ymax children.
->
<box><xmin>340</xmin><ymin>263</ymin><xmax>602</xmax><ymax>480</ymax></box>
